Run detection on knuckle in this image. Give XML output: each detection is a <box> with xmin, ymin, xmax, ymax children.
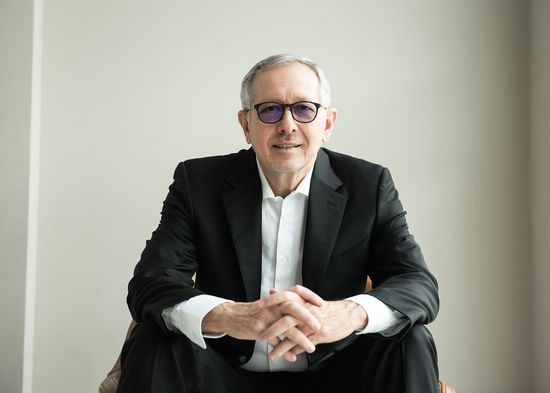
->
<box><xmin>281</xmin><ymin>315</ymin><xmax>294</xmax><ymax>327</ymax></box>
<box><xmin>282</xmin><ymin>290</ymin><xmax>296</xmax><ymax>299</ymax></box>
<box><xmin>281</xmin><ymin>301</ymin><xmax>296</xmax><ymax>312</ymax></box>
<box><xmin>288</xmin><ymin>327</ymin><xmax>303</xmax><ymax>339</ymax></box>
<box><xmin>284</xmin><ymin>292</ymin><xmax>296</xmax><ymax>301</ymax></box>
<box><xmin>251</xmin><ymin>320</ymin><xmax>265</xmax><ymax>333</ymax></box>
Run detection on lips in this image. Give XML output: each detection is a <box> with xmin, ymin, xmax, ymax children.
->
<box><xmin>273</xmin><ymin>144</ymin><xmax>301</xmax><ymax>149</ymax></box>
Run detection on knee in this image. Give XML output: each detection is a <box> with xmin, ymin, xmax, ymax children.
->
<box><xmin>404</xmin><ymin>324</ymin><xmax>438</xmax><ymax>364</ymax></box>
<box><xmin>121</xmin><ymin>320</ymin><xmax>176</xmax><ymax>362</ymax></box>
<box><xmin>406</xmin><ymin>325</ymin><xmax>434</xmax><ymax>344</ymax></box>
<box><xmin>129</xmin><ymin>320</ymin><xmax>166</xmax><ymax>345</ymax></box>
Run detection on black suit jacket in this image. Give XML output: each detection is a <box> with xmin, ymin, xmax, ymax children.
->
<box><xmin>127</xmin><ymin>148</ymin><xmax>439</xmax><ymax>369</ymax></box>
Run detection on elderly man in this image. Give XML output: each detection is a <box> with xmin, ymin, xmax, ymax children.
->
<box><xmin>117</xmin><ymin>54</ymin><xmax>440</xmax><ymax>393</ymax></box>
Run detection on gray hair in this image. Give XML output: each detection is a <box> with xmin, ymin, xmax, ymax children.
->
<box><xmin>240</xmin><ymin>54</ymin><xmax>332</xmax><ymax>109</ymax></box>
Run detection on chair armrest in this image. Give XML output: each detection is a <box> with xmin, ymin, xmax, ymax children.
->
<box><xmin>98</xmin><ymin>320</ymin><xmax>137</xmax><ymax>393</ymax></box>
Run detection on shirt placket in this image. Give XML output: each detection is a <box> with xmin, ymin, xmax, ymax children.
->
<box><xmin>275</xmin><ymin>197</ymin><xmax>293</xmax><ymax>290</ymax></box>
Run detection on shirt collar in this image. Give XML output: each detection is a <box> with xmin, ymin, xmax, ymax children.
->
<box><xmin>256</xmin><ymin>158</ymin><xmax>313</xmax><ymax>199</ymax></box>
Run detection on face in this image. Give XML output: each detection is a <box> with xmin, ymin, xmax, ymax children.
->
<box><xmin>238</xmin><ymin>63</ymin><xmax>337</xmax><ymax>184</ymax></box>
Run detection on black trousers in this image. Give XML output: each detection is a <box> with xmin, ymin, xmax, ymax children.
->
<box><xmin>117</xmin><ymin>320</ymin><xmax>439</xmax><ymax>393</ymax></box>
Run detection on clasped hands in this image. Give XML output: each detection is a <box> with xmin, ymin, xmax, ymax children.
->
<box><xmin>202</xmin><ymin>285</ymin><xmax>368</xmax><ymax>362</ymax></box>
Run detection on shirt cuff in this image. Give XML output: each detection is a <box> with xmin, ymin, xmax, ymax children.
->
<box><xmin>161</xmin><ymin>294</ymin><xmax>233</xmax><ymax>349</ymax></box>
<box><xmin>346</xmin><ymin>294</ymin><xmax>408</xmax><ymax>337</ymax></box>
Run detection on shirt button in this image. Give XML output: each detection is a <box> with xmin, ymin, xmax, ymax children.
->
<box><xmin>238</xmin><ymin>355</ymin><xmax>247</xmax><ymax>364</ymax></box>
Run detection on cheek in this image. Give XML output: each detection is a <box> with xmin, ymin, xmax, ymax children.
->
<box><xmin>250</xmin><ymin>133</ymin><xmax>269</xmax><ymax>150</ymax></box>
<box><xmin>305</xmin><ymin>131</ymin><xmax>325</xmax><ymax>147</ymax></box>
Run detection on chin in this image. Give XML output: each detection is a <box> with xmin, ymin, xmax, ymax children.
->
<box><xmin>270</xmin><ymin>162</ymin><xmax>306</xmax><ymax>174</ymax></box>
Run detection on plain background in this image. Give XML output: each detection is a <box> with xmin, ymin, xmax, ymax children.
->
<box><xmin>2</xmin><ymin>1</ymin><xmax>549</xmax><ymax>392</ymax></box>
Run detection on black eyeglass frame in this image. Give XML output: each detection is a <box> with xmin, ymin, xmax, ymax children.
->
<box><xmin>245</xmin><ymin>101</ymin><xmax>327</xmax><ymax>124</ymax></box>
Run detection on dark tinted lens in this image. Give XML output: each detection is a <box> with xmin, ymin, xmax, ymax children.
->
<box><xmin>257</xmin><ymin>103</ymin><xmax>283</xmax><ymax>123</ymax></box>
<box><xmin>291</xmin><ymin>102</ymin><xmax>317</xmax><ymax>122</ymax></box>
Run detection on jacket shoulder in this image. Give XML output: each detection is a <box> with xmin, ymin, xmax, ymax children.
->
<box><xmin>322</xmin><ymin>148</ymin><xmax>386</xmax><ymax>184</ymax></box>
<box><xmin>173</xmin><ymin>149</ymin><xmax>250</xmax><ymax>180</ymax></box>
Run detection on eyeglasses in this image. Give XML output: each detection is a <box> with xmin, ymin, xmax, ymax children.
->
<box><xmin>245</xmin><ymin>101</ymin><xmax>326</xmax><ymax>124</ymax></box>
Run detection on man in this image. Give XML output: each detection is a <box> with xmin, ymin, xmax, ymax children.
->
<box><xmin>117</xmin><ymin>54</ymin><xmax>440</xmax><ymax>393</ymax></box>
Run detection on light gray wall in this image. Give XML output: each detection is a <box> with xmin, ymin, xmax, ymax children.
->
<box><xmin>0</xmin><ymin>1</ymin><xmax>33</xmax><ymax>393</ymax></box>
<box><xmin>6</xmin><ymin>1</ymin><xmax>546</xmax><ymax>393</ymax></box>
<box><xmin>530</xmin><ymin>1</ymin><xmax>550</xmax><ymax>392</ymax></box>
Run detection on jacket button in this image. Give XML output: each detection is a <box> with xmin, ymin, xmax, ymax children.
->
<box><xmin>238</xmin><ymin>355</ymin><xmax>247</xmax><ymax>364</ymax></box>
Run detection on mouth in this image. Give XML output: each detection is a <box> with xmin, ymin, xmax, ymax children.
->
<box><xmin>273</xmin><ymin>144</ymin><xmax>301</xmax><ymax>149</ymax></box>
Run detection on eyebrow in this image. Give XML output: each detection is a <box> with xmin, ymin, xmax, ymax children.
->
<box><xmin>255</xmin><ymin>98</ymin><xmax>318</xmax><ymax>104</ymax></box>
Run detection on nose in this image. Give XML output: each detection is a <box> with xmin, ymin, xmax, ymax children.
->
<box><xmin>277</xmin><ymin>107</ymin><xmax>297</xmax><ymax>134</ymax></box>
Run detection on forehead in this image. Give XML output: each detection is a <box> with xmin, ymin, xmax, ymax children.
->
<box><xmin>251</xmin><ymin>62</ymin><xmax>321</xmax><ymax>103</ymax></box>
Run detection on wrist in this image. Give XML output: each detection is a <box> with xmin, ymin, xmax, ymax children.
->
<box><xmin>202</xmin><ymin>301</ymin><xmax>233</xmax><ymax>335</ymax></box>
<box><xmin>345</xmin><ymin>300</ymin><xmax>368</xmax><ymax>331</ymax></box>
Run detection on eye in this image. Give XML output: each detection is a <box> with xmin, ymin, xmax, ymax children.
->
<box><xmin>293</xmin><ymin>102</ymin><xmax>316</xmax><ymax>113</ymax></box>
<box><xmin>258</xmin><ymin>103</ymin><xmax>281</xmax><ymax>113</ymax></box>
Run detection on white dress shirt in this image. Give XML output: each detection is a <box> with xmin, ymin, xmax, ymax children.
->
<box><xmin>162</xmin><ymin>160</ymin><xmax>407</xmax><ymax>372</ymax></box>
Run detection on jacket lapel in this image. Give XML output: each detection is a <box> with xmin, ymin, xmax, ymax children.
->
<box><xmin>302</xmin><ymin>150</ymin><xmax>348</xmax><ymax>294</ymax></box>
<box><xmin>221</xmin><ymin>149</ymin><xmax>263</xmax><ymax>302</ymax></box>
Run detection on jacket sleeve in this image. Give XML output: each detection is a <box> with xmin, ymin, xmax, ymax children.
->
<box><xmin>366</xmin><ymin>167</ymin><xmax>439</xmax><ymax>337</ymax></box>
<box><xmin>127</xmin><ymin>162</ymin><xmax>205</xmax><ymax>335</ymax></box>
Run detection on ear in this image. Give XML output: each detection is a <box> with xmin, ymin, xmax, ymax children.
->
<box><xmin>322</xmin><ymin>107</ymin><xmax>337</xmax><ymax>143</ymax></box>
<box><xmin>238</xmin><ymin>110</ymin><xmax>251</xmax><ymax>144</ymax></box>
